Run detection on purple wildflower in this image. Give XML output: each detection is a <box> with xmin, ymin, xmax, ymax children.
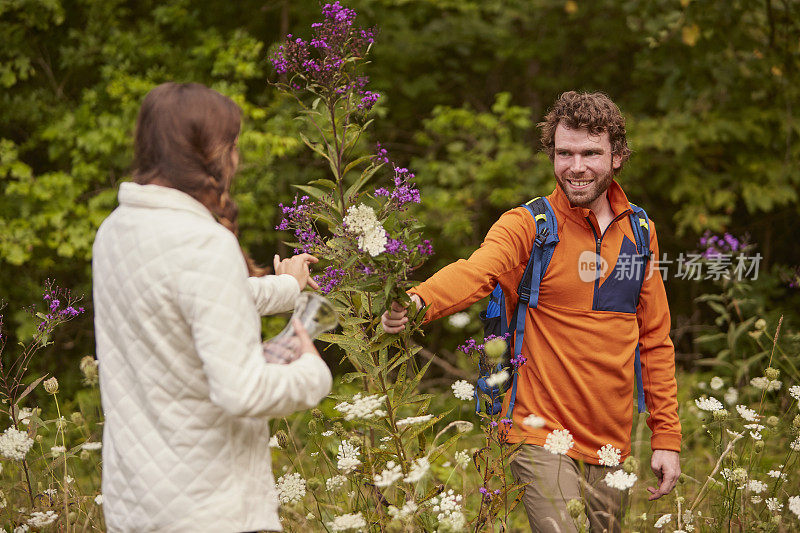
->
<box><xmin>698</xmin><ymin>230</ymin><xmax>745</xmax><ymax>258</ymax></box>
<box><xmin>417</xmin><ymin>240</ymin><xmax>434</xmax><ymax>256</ymax></box>
<box><xmin>314</xmin><ymin>266</ymin><xmax>346</xmax><ymax>294</ymax></box>
<box><xmin>357</xmin><ymin>90</ymin><xmax>380</xmax><ymax>110</ymax></box>
<box><xmin>275</xmin><ymin>195</ymin><xmax>322</xmax><ymax>253</ymax></box>
<box><xmin>385</xmin><ymin>238</ymin><xmax>407</xmax><ymax>255</ymax></box>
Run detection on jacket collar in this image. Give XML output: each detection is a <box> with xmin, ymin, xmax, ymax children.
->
<box><xmin>118</xmin><ymin>182</ymin><xmax>215</xmax><ymax>221</ymax></box>
<box><xmin>548</xmin><ymin>179</ymin><xmax>632</xmax><ymax>224</ymax></box>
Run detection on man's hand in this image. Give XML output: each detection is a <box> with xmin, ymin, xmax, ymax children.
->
<box><xmin>647</xmin><ymin>449</ymin><xmax>680</xmax><ymax>501</ymax></box>
<box><xmin>381</xmin><ymin>294</ymin><xmax>422</xmax><ymax>334</ymax></box>
<box><xmin>274</xmin><ymin>253</ymin><xmax>319</xmax><ymax>291</ymax></box>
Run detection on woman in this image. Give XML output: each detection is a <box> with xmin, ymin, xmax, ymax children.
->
<box><xmin>92</xmin><ymin>82</ymin><xmax>332</xmax><ymax>532</ymax></box>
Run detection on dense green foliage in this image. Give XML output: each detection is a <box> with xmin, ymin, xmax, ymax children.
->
<box><xmin>2</xmin><ymin>0</ymin><xmax>799</xmax><ymax>380</ymax></box>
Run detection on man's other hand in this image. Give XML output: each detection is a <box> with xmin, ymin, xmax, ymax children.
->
<box><xmin>647</xmin><ymin>449</ymin><xmax>680</xmax><ymax>501</ymax></box>
<box><xmin>381</xmin><ymin>294</ymin><xmax>422</xmax><ymax>334</ymax></box>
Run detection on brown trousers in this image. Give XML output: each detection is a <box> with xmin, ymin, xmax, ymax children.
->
<box><xmin>509</xmin><ymin>444</ymin><xmax>628</xmax><ymax>533</ymax></box>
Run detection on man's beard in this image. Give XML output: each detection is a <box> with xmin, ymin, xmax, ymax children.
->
<box><xmin>555</xmin><ymin>166</ymin><xmax>614</xmax><ymax>208</ymax></box>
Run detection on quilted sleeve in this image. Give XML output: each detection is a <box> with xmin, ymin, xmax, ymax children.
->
<box><xmin>248</xmin><ymin>274</ymin><xmax>301</xmax><ymax>315</ymax></box>
<box><xmin>176</xmin><ymin>228</ymin><xmax>332</xmax><ymax>418</ymax></box>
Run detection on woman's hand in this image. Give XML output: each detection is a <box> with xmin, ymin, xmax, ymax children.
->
<box><xmin>273</xmin><ymin>253</ymin><xmax>319</xmax><ymax>290</ymax></box>
<box><xmin>292</xmin><ymin>318</ymin><xmax>321</xmax><ymax>358</ymax></box>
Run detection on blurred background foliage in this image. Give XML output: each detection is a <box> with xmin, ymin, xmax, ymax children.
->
<box><xmin>2</xmin><ymin>0</ymin><xmax>800</xmax><ymax>393</ymax></box>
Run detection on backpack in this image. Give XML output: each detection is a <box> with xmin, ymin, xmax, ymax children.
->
<box><xmin>475</xmin><ymin>196</ymin><xmax>652</xmax><ymax>419</ymax></box>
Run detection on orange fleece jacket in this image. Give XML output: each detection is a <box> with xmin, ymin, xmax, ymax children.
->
<box><xmin>412</xmin><ymin>180</ymin><xmax>681</xmax><ymax>464</ymax></box>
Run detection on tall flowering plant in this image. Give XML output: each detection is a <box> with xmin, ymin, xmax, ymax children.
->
<box><xmin>269</xmin><ymin>4</ymin><xmax>471</xmax><ymax>531</ymax></box>
<box><xmin>0</xmin><ymin>281</ymin><xmax>106</xmax><ymax>531</ymax></box>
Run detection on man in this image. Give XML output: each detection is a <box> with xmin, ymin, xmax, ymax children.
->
<box><xmin>382</xmin><ymin>91</ymin><xmax>681</xmax><ymax>532</ymax></box>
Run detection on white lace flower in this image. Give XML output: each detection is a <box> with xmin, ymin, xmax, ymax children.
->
<box><xmin>374</xmin><ymin>461</ymin><xmax>403</xmax><ymax>488</ymax></box>
<box><xmin>597</xmin><ymin>444</ymin><xmax>622</xmax><ymax>466</ymax></box>
<box><xmin>448</xmin><ymin>312</ymin><xmax>470</xmax><ymax>329</ymax></box>
<box><xmin>789</xmin><ymin>385</ymin><xmax>800</xmax><ymax>401</ymax></box>
<box><xmin>326</xmin><ymin>475</ymin><xmax>347</xmax><ymax>491</ymax></box>
<box><xmin>522</xmin><ymin>414</ymin><xmax>545</xmax><ymax>428</ymax></box>
<box><xmin>787</xmin><ymin>496</ymin><xmax>800</xmax><ymax>518</ymax></box>
<box><xmin>603</xmin><ymin>470</ymin><xmax>637</xmax><ymax>490</ymax></box>
<box><xmin>328</xmin><ymin>512</ymin><xmax>367</xmax><ymax>531</ymax></box>
<box><xmin>268</xmin><ymin>435</ymin><xmax>281</xmax><ymax>448</ymax></box>
<box><xmin>337</xmin><ymin>441</ymin><xmax>361</xmax><ymax>474</ymax></box>
<box><xmin>695</xmin><ymin>396</ymin><xmax>724</xmax><ymax>412</ymax></box>
<box><xmin>724</xmin><ymin>387</ymin><xmax>738</xmax><ymax>405</ymax></box>
<box><xmin>81</xmin><ymin>441</ymin><xmax>102</xmax><ymax>451</ymax></box>
<box><xmin>26</xmin><ymin>511</ymin><xmax>58</xmax><ymax>527</ymax></box>
<box><xmin>485</xmin><ymin>369</ymin><xmax>509</xmax><ymax>387</ymax></box>
<box><xmin>343</xmin><ymin>204</ymin><xmax>379</xmax><ymax>234</ymax></box>
<box><xmin>0</xmin><ymin>427</ymin><xmax>34</xmax><ymax>461</ymax></box>
<box><xmin>747</xmin><ymin>480</ymin><xmax>768</xmax><ymax>494</ymax></box>
<box><xmin>790</xmin><ymin>437</ymin><xmax>800</xmax><ymax>452</ymax></box>
<box><xmin>276</xmin><ymin>472</ymin><xmax>306</xmax><ymax>504</ymax></box>
<box><xmin>451</xmin><ymin>380</ymin><xmax>474</xmax><ymax>401</ymax></box>
<box><xmin>452</xmin><ymin>421</ymin><xmax>473</xmax><ymax>432</ymax></box>
<box><xmin>744</xmin><ymin>423</ymin><xmax>765</xmax><ymax>440</ymax></box>
<box><xmin>94</xmin><ymin>494</ymin><xmax>103</xmax><ymax>505</ymax></box>
<box><xmin>710</xmin><ymin>376</ymin><xmax>724</xmax><ymax>390</ymax></box>
<box><xmin>654</xmin><ymin>513</ymin><xmax>672</xmax><ymax>528</ymax></box>
<box><xmin>736</xmin><ymin>404</ymin><xmax>760</xmax><ymax>422</ymax></box>
<box><xmin>322</xmin><ymin>430</ymin><xmax>334</xmax><ymax>437</ymax></box>
<box><xmin>396</xmin><ymin>414</ymin><xmax>433</xmax><ymax>427</ymax></box>
<box><xmin>429</xmin><ymin>489</ymin><xmax>463</xmax><ymax>522</ymax></box>
<box><xmin>751</xmin><ymin>376</ymin><xmax>781</xmax><ymax>391</ymax></box>
<box><xmin>766</xmin><ymin>497</ymin><xmax>783</xmax><ymax>512</ymax></box>
<box><xmin>767</xmin><ymin>470</ymin><xmax>787</xmax><ymax>479</ymax></box>
<box><xmin>454</xmin><ymin>450</ymin><xmax>471</xmax><ymax>469</ymax></box>
<box><xmin>358</xmin><ymin>226</ymin><xmax>388</xmax><ymax>256</ymax></box>
<box><xmin>388</xmin><ymin>501</ymin><xmax>418</xmax><ymax>520</ymax></box>
<box><xmin>335</xmin><ymin>393</ymin><xmax>387</xmax><ymax>421</ymax></box>
<box><xmin>50</xmin><ymin>445</ymin><xmax>66</xmax><ymax>457</ymax></box>
<box><xmin>403</xmin><ymin>457</ymin><xmax>430</xmax><ymax>483</ymax></box>
<box><xmin>543</xmin><ymin>429</ymin><xmax>573</xmax><ymax>455</ymax></box>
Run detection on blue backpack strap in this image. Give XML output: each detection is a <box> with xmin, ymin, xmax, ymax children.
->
<box><xmin>503</xmin><ymin>197</ymin><xmax>559</xmax><ymax>418</ymax></box>
<box><xmin>628</xmin><ymin>203</ymin><xmax>651</xmax><ymax>414</ymax></box>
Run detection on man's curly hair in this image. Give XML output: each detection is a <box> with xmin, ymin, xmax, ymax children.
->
<box><xmin>539</xmin><ymin>91</ymin><xmax>631</xmax><ymax>173</ymax></box>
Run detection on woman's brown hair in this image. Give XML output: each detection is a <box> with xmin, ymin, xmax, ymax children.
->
<box><xmin>132</xmin><ymin>82</ymin><xmax>265</xmax><ymax>275</ymax></box>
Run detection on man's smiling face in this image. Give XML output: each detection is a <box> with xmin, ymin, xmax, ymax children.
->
<box><xmin>553</xmin><ymin>123</ymin><xmax>621</xmax><ymax>210</ymax></box>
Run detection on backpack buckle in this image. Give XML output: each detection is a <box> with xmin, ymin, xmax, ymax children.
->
<box><xmin>534</xmin><ymin>228</ymin><xmax>549</xmax><ymax>248</ymax></box>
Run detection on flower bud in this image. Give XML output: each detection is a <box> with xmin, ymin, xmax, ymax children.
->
<box><xmin>35</xmin><ymin>435</ymin><xmax>43</xmax><ymax>443</ymax></box>
<box><xmin>70</xmin><ymin>412</ymin><xmax>84</xmax><ymax>425</ymax></box>
<box><xmin>274</xmin><ymin>430</ymin><xmax>288</xmax><ymax>449</ymax></box>
<box><xmin>43</xmin><ymin>377</ymin><xmax>59</xmax><ymax>394</ymax></box>
<box><xmin>80</xmin><ymin>355</ymin><xmax>99</xmax><ymax>386</ymax></box>
<box><xmin>793</xmin><ymin>415</ymin><xmax>800</xmax><ymax>429</ymax></box>
<box><xmin>56</xmin><ymin>417</ymin><xmax>68</xmax><ymax>430</ymax></box>
<box><xmin>754</xmin><ymin>441</ymin><xmax>764</xmax><ymax>453</ymax></box>
<box><xmin>712</xmin><ymin>409</ymin><xmax>729</xmax><ymax>422</ymax></box>
<box><xmin>764</xmin><ymin>367</ymin><xmax>780</xmax><ymax>381</ymax></box>
<box><xmin>80</xmin><ymin>450</ymin><xmax>91</xmax><ymax>461</ymax></box>
<box><xmin>484</xmin><ymin>338</ymin><xmax>507</xmax><ymax>361</ymax></box>
<box><xmin>307</xmin><ymin>419</ymin><xmax>317</xmax><ymax>433</ymax></box>
<box><xmin>623</xmin><ymin>456</ymin><xmax>639</xmax><ymax>474</ymax></box>
<box><xmin>348</xmin><ymin>436</ymin><xmax>361</xmax><ymax>448</ymax></box>
<box><xmin>334</xmin><ymin>422</ymin><xmax>346</xmax><ymax>437</ymax></box>
<box><xmin>312</xmin><ymin>408</ymin><xmax>324</xmax><ymax>419</ymax></box>
<box><xmin>566</xmin><ymin>498</ymin><xmax>584</xmax><ymax>519</ymax></box>
<box><xmin>754</xmin><ymin>318</ymin><xmax>767</xmax><ymax>331</ymax></box>
<box><xmin>730</xmin><ymin>467</ymin><xmax>747</xmax><ymax>484</ymax></box>
<box><xmin>765</xmin><ymin>416</ymin><xmax>779</xmax><ymax>428</ymax></box>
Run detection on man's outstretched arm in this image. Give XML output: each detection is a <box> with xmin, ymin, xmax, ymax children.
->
<box><xmin>381</xmin><ymin>207</ymin><xmax>537</xmax><ymax>333</ymax></box>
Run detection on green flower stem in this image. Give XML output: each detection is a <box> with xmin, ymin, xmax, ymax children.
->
<box><xmin>53</xmin><ymin>393</ymin><xmax>69</xmax><ymax>533</ymax></box>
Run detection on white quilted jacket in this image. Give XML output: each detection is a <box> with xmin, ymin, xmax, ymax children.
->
<box><xmin>93</xmin><ymin>183</ymin><xmax>332</xmax><ymax>532</ymax></box>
